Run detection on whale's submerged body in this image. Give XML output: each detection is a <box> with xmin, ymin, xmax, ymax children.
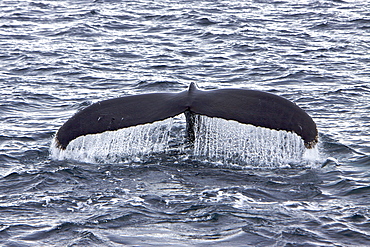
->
<box><xmin>55</xmin><ymin>83</ymin><xmax>318</xmax><ymax>150</ymax></box>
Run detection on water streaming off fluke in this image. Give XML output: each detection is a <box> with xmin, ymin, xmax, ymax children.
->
<box><xmin>192</xmin><ymin>115</ymin><xmax>311</xmax><ymax>166</ymax></box>
<box><xmin>50</xmin><ymin>117</ymin><xmax>176</xmax><ymax>163</ymax></box>
<box><xmin>50</xmin><ymin>114</ymin><xmax>318</xmax><ymax>166</ymax></box>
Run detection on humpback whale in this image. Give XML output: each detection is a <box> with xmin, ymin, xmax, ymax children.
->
<box><xmin>55</xmin><ymin>83</ymin><xmax>318</xmax><ymax>150</ymax></box>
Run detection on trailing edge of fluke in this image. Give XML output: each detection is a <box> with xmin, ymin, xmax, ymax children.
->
<box><xmin>55</xmin><ymin>83</ymin><xmax>318</xmax><ymax>150</ymax></box>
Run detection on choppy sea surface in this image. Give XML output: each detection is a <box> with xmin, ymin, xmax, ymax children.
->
<box><xmin>1</xmin><ymin>0</ymin><xmax>370</xmax><ymax>246</ymax></box>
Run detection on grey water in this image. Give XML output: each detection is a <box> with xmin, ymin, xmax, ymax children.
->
<box><xmin>1</xmin><ymin>0</ymin><xmax>370</xmax><ymax>246</ymax></box>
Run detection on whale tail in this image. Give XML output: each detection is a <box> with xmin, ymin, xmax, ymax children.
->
<box><xmin>55</xmin><ymin>83</ymin><xmax>318</xmax><ymax>150</ymax></box>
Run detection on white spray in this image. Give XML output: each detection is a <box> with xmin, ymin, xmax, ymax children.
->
<box><xmin>50</xmin><ymin>114</ymin><xmax>318</xmax><ymax>166</ymax></box>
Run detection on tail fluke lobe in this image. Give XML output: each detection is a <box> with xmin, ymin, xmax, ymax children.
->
<box><xmin>55</xmin><ymin>84</ymin><xmax>318</xmax><ymax>150</ymax></box>
<box><xmin>189</xmin><ymin>89</ymin><xmax>318</xmax><ymax>148</ymax></box>
<box><xmin>56</xmin><ymin>92</ymin><xmax>188</xmax><ymax>149</ymax></box>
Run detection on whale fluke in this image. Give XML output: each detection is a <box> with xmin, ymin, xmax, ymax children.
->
<box><xmin>55</xmin><ymin>83</ymin><xmax>318</xmax><ymax>150</ymax></box>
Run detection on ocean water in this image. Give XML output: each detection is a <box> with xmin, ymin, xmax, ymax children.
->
<box><xmin>1</xmin><ymin>0</ymin><xmax>370</xmax><ymax>246</ymax></box>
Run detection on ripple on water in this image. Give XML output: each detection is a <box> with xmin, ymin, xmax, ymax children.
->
<box><xmin>0</xmin><ymin>0</ymin><xmax>370</xmax><ymax>246</ymax></box>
